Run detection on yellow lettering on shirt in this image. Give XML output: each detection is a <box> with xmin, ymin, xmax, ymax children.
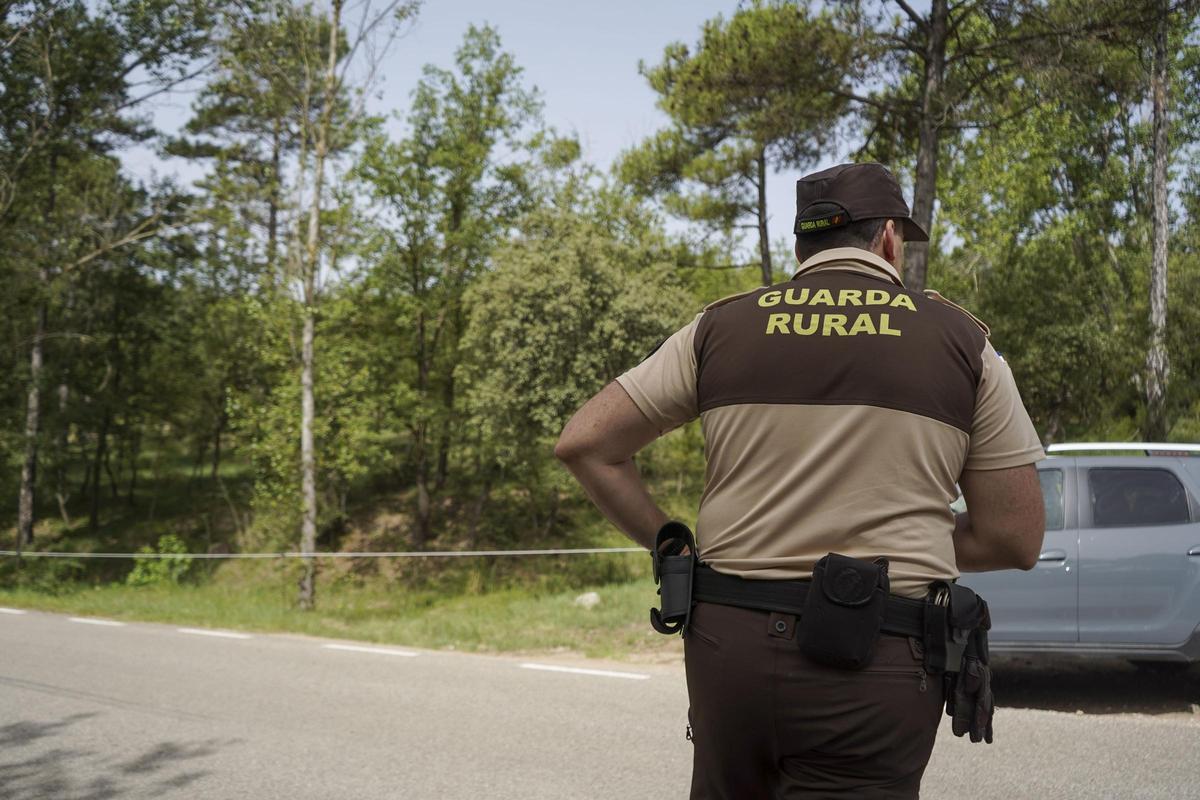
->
<box><xmin>822</xmin><ymin>314</ymin><xmax>849</xmax><ymax>336</ymax></box>
<box><xmin>784</xmin><ymin>287</ymin><xmax>809</xmax><ymax>305</ymax></box>
<box><xmin>765</xmin><ymin>313</ymin><xmax>790</xmax><ymax>334</ymax></box>
<box><xmin>760</xmin><ymin>312</ymin><xmax>903</xmax><ymax>337</ymax></box>
<box><xmin>810</xmin><ymin>289</ymin><xmax>835</xmax><ymax>306</ymax></box>
<box><xmin>848</xmin><ymin>314</ymin><xmax>877</xmax><ymax>335</ymax></box>
<box><xmin>758</xmin><ymin>290</ymin><xmax>782</xmax><ymax>308</ymax></box>
<box><xmin>890</xmin><ymin>294</ymin><xmax>917</xmax><ymax>312</ymax></box>
<box><xmin>837</xmin><ymin>289</ymin><xmax>863</xmax><ymax>307</ymax></box>
<box><xmin>794</xmin><ymin>314</ymin><xmax>818</xmax><ymax>335</ymax></box>
<box><xmin>866</xmin><ymin>289</ymin><xmax>890</xmax><ymax>305</ymax></box>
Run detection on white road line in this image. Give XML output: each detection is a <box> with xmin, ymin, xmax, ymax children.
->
<box><xmin>0</xmin><ymin>607</ymin><xmax>27</xmax><ymax>615</ymax></box>
<box><xmin>177</xmin><ymin>627</ymin><xmax>252</xmax><ymax>640</ymax></box>
<box><xmin>321</xmin><ymin>643</ymin><xmax>419</xmax><ymax>657</ymax></box>
<box><xmin>69</xmin><ymin>617</ymin><xmax>125</xmax><ymax>627</ymax></box>
<box><xmin>519</xmin><ymin>663</ymin><xmax>650</xmax><ymax>681</ymax></box>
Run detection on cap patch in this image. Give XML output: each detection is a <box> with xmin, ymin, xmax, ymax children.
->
<box><xmin>796</xmin><ymin>212</ymin><xmax>848</xmax><ymax>234</ymax></box>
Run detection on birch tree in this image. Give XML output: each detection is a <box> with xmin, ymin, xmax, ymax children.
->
<box><xmin>287</xmin><ymin>0</ymin><xmax>418</xmax><ymax>609</ymax></box>
<box><xmin>1144</xmin><ymin>0</ymin><xmax>1173</xmax><ymax>440</ymax></box>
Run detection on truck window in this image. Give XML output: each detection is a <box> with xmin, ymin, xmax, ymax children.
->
<box><xmin>1088</xmin><ymin>468</ymin><xmax>1191</xmax><ymax>527</ymax></box>
<box><xmin>1039</xmin><ymin>469</ymin><xmax>1065</xmax><ymax>530</ymax></box>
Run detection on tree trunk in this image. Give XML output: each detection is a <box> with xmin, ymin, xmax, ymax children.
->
<box><xmin>1144</xmin><ymin>3</ymin><xmax>1170</xmax><ymax>441</ymax></box>
<box><xmin>211</xmin><ymin>411</ymin><xmax>225</xmax><ymax>483</ymax></box>
<box><xmin>126</xmin><ymin>424</ymin><xmax>140</xmax><ymax>506</ymax></box>
<box><xmin>299</xmin><ymin>310</ymin><xmax>317</xmax><ymax>606</ymax></box>
<box><xmin>297</xmin><ymin>0</ymin><xmax>343</xmax><ymax>611</ymax></box>
<box><xmin>539</xmin><ymin>490</ymin><xmax>560</xmax><ymax>539</ymax></box>
<box><xmin>105</xmin><ymin>431</ymin><xmax>120</xmax><ymax>500</ymax></box>
<box><xmin>415</xmin><ymin>434</ymin><xmax>434</xmax><ymax>546</ymax></box>
<box><xmin>466</xmin><ymin>478</ymin><xmax>491</xmax><ymax>547</ymax></box>
<box><xmin>54</xmin><ymin>381</ymin><xmax>73</xmax><ymax>523</ymax></box>
<box><xmin>268</xmin><ymin>118</ymin><xmax>281</xmax><ymax>282</ymax></box>
<box><xmin>1044</xmin><ymin>407</ymin><xmax>1062</xmax><ymax>445</ymax></box>
<box><xmin>411</xmin><ymin>282</ymin><xmax>433</xmax><ymax>546</ymax></box>
<box><xmin>906</xmin><ymin>0</ymin><xmax>949</xmax><ymax>293</ymax></box>
<box><xmin>434</xmin><ymin>371</ymin><xmax>454</xmax><ymax>492</ymax></box>
<box><xmin>89</xmin><ymin>411</ymin><xmax>111</xmax><ymax>533</ymax></box>
<box><xmin>756</xmin><ymin>149</ymin><xmax>772</xmax><ymax>286</ymax></box>
<box><xmin>17</xmin><ymin>298</ymin><xmax>46</xmax><ymax>552</ymax></box>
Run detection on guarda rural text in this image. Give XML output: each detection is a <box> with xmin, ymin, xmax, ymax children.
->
<box><xmin>758</xmin><ymin>287</ymin><xmax>914</xmax><ymax>337</ymax></box>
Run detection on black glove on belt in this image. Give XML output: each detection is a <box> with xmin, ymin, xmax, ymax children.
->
<box><xmin>946</xmin><ymin>651</ymin><xmax>994</xmax><ymax>743</ymax></box>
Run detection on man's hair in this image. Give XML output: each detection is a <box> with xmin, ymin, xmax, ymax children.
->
<box><xmin>795</xmin><ymin>218</ymin><xmax>889</xmax><ymax>261</ymax></box>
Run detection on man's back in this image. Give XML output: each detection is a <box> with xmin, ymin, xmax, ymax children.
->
<box><xmin>558</xmin><ymin>161</ymin><xmax>1046</xmax><ymax>799</ymax></box>
<box><xmin>616</xmin><ymin>247</ymin><xmax>1042</xmax><ymax>597</ymax></box>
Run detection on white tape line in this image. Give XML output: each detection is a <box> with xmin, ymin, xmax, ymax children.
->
<box><xmin>0</xmin><ymin>547</ymin><xmax>643</xmax><ymax>560</ymax></box>
<box><xmin>519</xmin><ymin>663</ymin><xmax>650</xmax><ymax>681</ymax></box>
<box><xmin>177</xmin><ymin>627</ymin><xmax>252</xmax><ymax>640</ymax></box>
<box><xmin>322</xmin><ymin>643</ymin><xmax>419</xmax><ymax>657</ymax></box>
<box><xmin>69</xmin><ymin>617</ymin><xmax>125</xmax><ymax>627</ymax></box>
<box><xmin>0</xmin><ymin>607</ymin><xmax>28</xmax><ymax>615</ymax></box>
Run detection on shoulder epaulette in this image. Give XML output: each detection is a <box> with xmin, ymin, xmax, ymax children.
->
<box><xmin>703</xmin><ymin>287</ymin><xmax>760</xmax><ymax>312</ymax></box>
<box><xmin>923</xmin><ymin>289</ymin><xmax>990</xmax><ymax>337</ymax></box>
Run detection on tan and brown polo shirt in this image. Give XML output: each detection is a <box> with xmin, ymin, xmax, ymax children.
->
<box><xmin>616</xmin><ymin>247</ymin><xmax>1044</xmax><ymax>598</ymax></box>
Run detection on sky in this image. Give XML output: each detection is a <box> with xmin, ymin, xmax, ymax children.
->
<box><xmin>125</xmin><ymin>0</ymin><xmax>854</xmax><ymax>253</ymax></box>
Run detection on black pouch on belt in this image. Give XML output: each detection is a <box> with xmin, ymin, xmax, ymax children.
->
<box><xmin>798</xmin><ymin>552</ymin><xmax>890</xmax><ymax>669</ymax></box>
<box><xmin>650</xmin><ymin>521</ymin><xmax>696</xmax><ymax>635</ymax></box>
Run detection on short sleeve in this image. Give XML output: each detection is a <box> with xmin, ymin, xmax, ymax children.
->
<box><xmin>964</xmin><ymin>341</ymin><xmax>1046</xmax><ymax>470</ymax></box>
<box><xmin>615</xmin><ymin>313</ymin><xmax>703</xmax><ymax>434</ymax></box>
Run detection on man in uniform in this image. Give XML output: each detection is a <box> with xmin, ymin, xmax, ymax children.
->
<box><xmin>555</xmin><ymin>162</ymin><xmax>1046</xmax><ymax>798</ymax></box>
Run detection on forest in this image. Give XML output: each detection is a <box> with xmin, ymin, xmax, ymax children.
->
<box><xmin>2</xmin><ymin>0</ymin><xmax>1199</xmax><ymax>610</ymax></box>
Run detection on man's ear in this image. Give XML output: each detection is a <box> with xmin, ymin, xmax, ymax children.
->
<box><xmin>880</xmin><ymin>219</ymin><xmax>900</xmax><ymax>265</ymax></box>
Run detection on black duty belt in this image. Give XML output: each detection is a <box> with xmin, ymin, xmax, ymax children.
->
<box><xmin>692</xmin><ymin>564</ymin><xmax>926</xmax><ymax>639</ymax></box>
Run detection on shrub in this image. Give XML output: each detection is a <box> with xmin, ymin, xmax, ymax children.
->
<box><xmin>126</xmin><ymin>534</ymin><xmax>192</xmax><ymax>586</ymax></box>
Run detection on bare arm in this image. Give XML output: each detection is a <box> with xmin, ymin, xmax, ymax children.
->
<box><xmin>954</xmin><ymin>464</ymin><xmax>1045</xmax><ymax>571</ymax></box>
<box><xmin>554</xmin><ymin>381</ymin><xmax>670</xmax><ymax>551</ymax></box>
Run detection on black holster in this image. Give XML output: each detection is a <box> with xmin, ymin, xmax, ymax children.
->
<box><xmin>650</xmin><ymin>521</ymin><xmax>696</xmax><ymax>635</ymax></box>
<box><xmin>922</xmin><ymin>580</ymin><xmax>991</xmax><ymax>674</ymax></box>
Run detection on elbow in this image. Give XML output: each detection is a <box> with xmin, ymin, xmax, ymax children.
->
<box><xmin>1014</xmin><ymin>550</ymin><xmax>1039</xmax><ymax>572</ymax></box>
<box><xmin>1013</xmin><ymin>527</ymin><xmax>1045</xmax><ymax>571</ymax></box>
<box><xmin>553</xmin><ymin>436</ymin><xmax>575</xmax><ymax>464</ymax></box>
<box><xmin>554</xmin><ymin>432</ymin><xmax>585</xmax><ymax>465</ymax></box>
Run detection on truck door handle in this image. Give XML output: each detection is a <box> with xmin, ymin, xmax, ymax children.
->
<box><xmin>1038</xmin><ymin>549</ymin><xmax>1068</xmax><ymax>562</ymax></box>
<box><xmin>1188</xmin><ymin>546</ymin><xmax>1200</xmax><ymax>557</ymax></box>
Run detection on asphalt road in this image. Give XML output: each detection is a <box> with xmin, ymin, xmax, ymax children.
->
<box><xmin>2</xmin><ymin>608</ymin><xmax>1199</xmax><ymax>799</ymax></box>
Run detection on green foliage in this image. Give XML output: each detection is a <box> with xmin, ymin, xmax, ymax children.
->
<box><xmin>348</xmin><ymin>24</ymin><xmax>550</xmax><ymax>544</ymax></box>
<box><xmin>0</xmin><ymin>557</ymin><xmax>88</xmax><ymax>595</ymax></box>
<box><xmin>126</xmin><ymin>534</ymin><xmax>192</xmax><ymax>586</ymax></box>
<box><xmin>620</xmin><ymin>0</ymin><xmax>856</xmax><ymax>281</ymax></box>
<box><xmin>0</xmin><ymin>566</ymin><xmax>672</xmax><ymax>659</ymax></box>
<box><xmin>933</xmin><ymin>11</ymin><xmax>1200</xmax><ymax>441</ymax></box>
<box><xmin>459</xmin><ymin>183</ymin><xmax>693</xmax><ymax>475</ymax></box>
<box><xmin>4</xmin><ymin>0</ymin><xmax>1200</xmax><ymax>610</ymax></box>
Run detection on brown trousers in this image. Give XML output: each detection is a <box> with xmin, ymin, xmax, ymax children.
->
<box><xmin>684</xmin><ymin>601</ymin><xmax>944</xmax><ymax>799</ymax></box>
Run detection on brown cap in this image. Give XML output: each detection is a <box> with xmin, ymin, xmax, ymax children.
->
<box><xmin>793</xmin><ymin>162</ymin><xmax>929</xmax><ymax>242</ymax></box>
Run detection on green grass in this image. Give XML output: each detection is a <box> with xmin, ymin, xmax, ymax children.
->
<box><xmin>0</xmin><ymin>441</ymin><xmax>695</xmax><ymax>662</ymax></box>
<box><xmin>0</xmin><ymin>567</ymin><xmax>683</xmax><ymax>662</ymax></box>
